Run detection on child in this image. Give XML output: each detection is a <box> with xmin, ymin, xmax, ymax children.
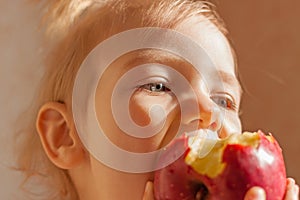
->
<box><xmin>15</xmin><ymin>0</ymin><xmax>299</xmax><ymax>199</ymax></box>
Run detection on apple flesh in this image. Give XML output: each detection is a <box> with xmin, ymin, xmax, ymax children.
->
<box><xmin>154</xmin><ymin>130</ymin><xmax>286</xmax><ymax>200</ymax></box>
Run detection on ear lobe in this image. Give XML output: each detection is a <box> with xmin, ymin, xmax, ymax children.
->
<box><xmin>36</xmin><ymin>102</ymin><xmax>86</xmax><ymax>169</ymax></box>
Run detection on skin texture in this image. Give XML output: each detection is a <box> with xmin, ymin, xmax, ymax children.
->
<box><xmin>35</xmin><ymin>15</ymin><xmax>299</xmax><ymax>200</ymax></box>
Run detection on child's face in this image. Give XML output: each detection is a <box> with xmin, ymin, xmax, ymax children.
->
<box><xmin>94</xmin><ymin>15</ymin><xmax>241</xmax><ymax>154</ymax></box>
<box><xmin>79</xmin><ymin>15</ymin><xmax>242</xmax><ymax>199</ymax></box>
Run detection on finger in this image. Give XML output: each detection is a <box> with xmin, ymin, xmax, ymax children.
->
<box><xmin>244</xmin><ymin>186</ymin><xmax>266</xmax><ymax>200</ymax></box>
<box><xmin>284</xmin><ymin>178</ymin><xmax>299</xmax><ymax>200</ymax></box>
<box><xmin>142</xmin><ymin>181</ymin><xmax>155</xmax><ymax>200</ymax></box>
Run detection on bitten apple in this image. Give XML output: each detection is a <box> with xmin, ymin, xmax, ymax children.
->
<box><xmin>154</xmin><ymin>130</ymin><xmax>286</xmax><ymax>200</ymax></box>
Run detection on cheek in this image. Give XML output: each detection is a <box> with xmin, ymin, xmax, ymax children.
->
<box><xmin>129</xmin><ymin>91</ymin><xmax>180</xmax><ymax>145</ymax></box>
<box><xmin>129</xmin><ymin>94</ymin><xmax>151</xmax><ymax>127</ymax></box>
<box><xmin>129</xmin><ymin>91</ymin><xmax>178</xmax><ymax>129</ymax></box>
<box><xmin>95</xmin><ymin>88</ymin><xmax>180</xmax><ymax>152</ymax></box>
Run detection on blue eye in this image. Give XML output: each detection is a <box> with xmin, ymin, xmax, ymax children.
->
<box><xmin>141</xmin><ymin>83</ymin><xmax>170</xmax><ymax>93</ymax></box>
<box><xmin>211</xmin><ymin>94</ymin><xmax>237</xmax><ymax>111</ymax></box>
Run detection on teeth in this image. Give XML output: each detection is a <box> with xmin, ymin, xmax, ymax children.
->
<box><xmin>186</xmin><ymin>129</ymin><xmax>219</xmax><ymax>140</ymax></box>
<box><xmin>186</xmin><ymin>129</ymin><xmax>219</xmax><ymax>158</ymax></box>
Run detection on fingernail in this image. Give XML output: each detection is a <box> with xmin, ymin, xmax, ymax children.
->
<box><xmin>248</xmin><ymin>187</ymin><xmax>266</xmax><ymax>200</ymax></box>
<box><xmin>287</xmin><ymin>178</ymin><xmax>295</xmax><ymax>186</ymax></box>
<box><xmin>145</xmin><ymin>181</ymin><xmax>153</xmax><ymax>193</ymax></box>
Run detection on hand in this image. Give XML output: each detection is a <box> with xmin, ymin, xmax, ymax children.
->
<box><xmin>284</xmin><ymin>178</ymin><xmax>299</xmax><ymax>200</ymax></box>
<box><xmin>244</xmin><ymin>178</ymin><xmax>299</xmax><ymax>200</ymax></box>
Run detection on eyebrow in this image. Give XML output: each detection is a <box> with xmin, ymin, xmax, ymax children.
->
<box><xmin>121</xmin><ymin>50</ymin><xmax>178</xmax><ymax>70</ymax></box>
<box><xmin>120</xmin><ymin>50</ymin><xmax>242</xmax><ymax>95</ymax></box>
<box><xmin>217</xmin><ymin>70</ymin><xmax>243</xmax><ymax>95</ymax></box>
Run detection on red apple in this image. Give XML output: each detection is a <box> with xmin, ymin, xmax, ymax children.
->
<box><xmin>154</xmin><ymin>130</ymin><xmax>287</xmax><ymax>200</ymax></box>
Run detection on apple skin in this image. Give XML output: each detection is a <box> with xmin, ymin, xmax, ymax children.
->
<box><xmin>154</xmin><ymin>131</ymin><xmax>287</xmax><ymax>200</ymax></box>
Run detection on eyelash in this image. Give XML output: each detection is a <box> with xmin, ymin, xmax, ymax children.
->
<box><xmin>210</xmin><ymin>94</ymin><xmax>237</xmax><ymax>111</ymax></box>
<box><xmin>139</xmin><ymin>83</ymin><xmax>171</xmax><ymax>93</ymax></box>
<box><xmin>138</xmin><ymin>83</ymin><xmax>237</xmax><ymax>111</ymax></box>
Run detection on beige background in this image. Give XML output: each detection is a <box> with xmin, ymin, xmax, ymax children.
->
<box><xmin>218</xmin><ymin>0</ymin><xmax>300</xmax><ymax>184</ymax></box>
<box><xmin>0</xmin><ymin>0</ymin><xmax>299</xmax><ymax>199</ymax></box>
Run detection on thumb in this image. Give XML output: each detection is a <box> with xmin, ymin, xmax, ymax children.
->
<box><xmin>142</xmin><ymin>181</ymin><xmax>155</xmax><ymax>200</ymax></box>
<box><xmin>244</xmin><ymin>187</ymin><xmax>266</xmax><ymax>200</ymax></box>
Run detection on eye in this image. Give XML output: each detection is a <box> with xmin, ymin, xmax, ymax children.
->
<box><xmin>140</xmin><ymin>83</ymin><xmax>171</xmax><ymax>93</ymax></box>
<box><xmin>210</xmin><ymin>94</ymin><xmax>237</xmax><ymax>111</ymax></box>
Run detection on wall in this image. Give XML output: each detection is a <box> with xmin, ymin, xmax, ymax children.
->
<box><xmin>218</xmin><ymin>0</ymin><xmax>300</xmax><ymax>183</ymax></box>
<box><xmin>0</xmin><ymin>1</ymin><xmax>43</xmax><ymax>199</ymax></box>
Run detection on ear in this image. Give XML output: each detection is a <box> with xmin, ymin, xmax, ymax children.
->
<box><xmin>36</xmin><ymin>102</ymin><xmax>86</xmax><ymax>169</ymax></box>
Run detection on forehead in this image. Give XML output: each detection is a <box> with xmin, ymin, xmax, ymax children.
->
<box><xmin>87</xmin><ymin>9</ymin><xmax>241</xmax><ymax>95</ymax></box>
<box><xmin>117</xmin><ymin>15</ymin><xmax>237</xmax><ymax>82</ymax></box>
<box><xmin>176</xmin><ymin>15</ymin><xmax>236</xmax><ymax>76</ymax></box>
<box><xmin>120</xmin><ymin>14</ymin><xmax>236</xmax><ymax>77</ymax></box>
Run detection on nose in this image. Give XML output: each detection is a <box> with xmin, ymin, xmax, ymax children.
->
<box><xmin>181</xmin><ymin>86</ymin><xmax>222</xmax><ymax>132</ymax></box>
<box><xmin>199</xmin><ymin>105</ymin><xmax>222</xmax><ymax>131</ymax></box>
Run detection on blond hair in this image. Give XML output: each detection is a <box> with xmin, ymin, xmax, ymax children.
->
<box><xmin>15</xmin><ymin>0</ymin><xmax>228</xmax><ymax>199</ymax></box>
